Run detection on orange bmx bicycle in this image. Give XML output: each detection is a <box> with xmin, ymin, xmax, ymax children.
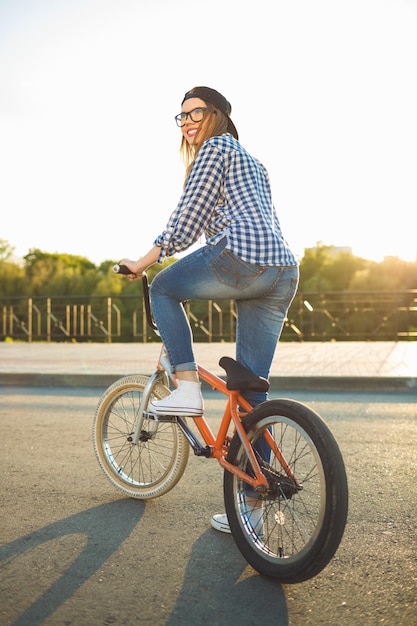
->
<box><xmin>93</xmin><ymin>271</ymin><xmax>348</xmax><ymax>584</ymax></box>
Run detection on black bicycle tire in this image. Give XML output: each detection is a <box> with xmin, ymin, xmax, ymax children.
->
<box><xmin>223</xmin><ymin>398</ymin><xmax>348</xmax><ymax>583</ymax></box>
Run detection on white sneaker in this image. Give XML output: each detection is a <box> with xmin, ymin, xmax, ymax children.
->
<box><xmin>149</xmin><ymin>380</ymin><xmax>204</xmax><ymax>417</ymax></box>
<box><xmin>211</xmin><ymin>508</ymin><xmax>264</xmax><ymax>536</ymax></box>
<box><xmin>211</xmin><ymin>513</ymin><xmax>231</xmax><ymax>534</ymax></box>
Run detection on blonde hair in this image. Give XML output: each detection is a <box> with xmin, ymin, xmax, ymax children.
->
<box><xmin>180</xmin><ymin>104</ymin><xmax>229</xmax><ymax>184</ymax></box>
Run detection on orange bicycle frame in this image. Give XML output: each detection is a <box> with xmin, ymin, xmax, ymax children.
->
<box><xmin>190</xmin><ymin>364</ymin><xmax>297</xmax><ymax>491</ymax></box>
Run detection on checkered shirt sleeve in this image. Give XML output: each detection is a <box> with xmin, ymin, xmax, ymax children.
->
<box><xmin>153</xmin><ymin>134</ymin><xmax>297</xmax><ymax>266</ymax></box>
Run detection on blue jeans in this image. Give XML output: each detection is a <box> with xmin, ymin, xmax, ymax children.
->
<box><xmin>150</xmin><ymin>238</ymin><xmax>299</xmax><ymax>407</ymax></box>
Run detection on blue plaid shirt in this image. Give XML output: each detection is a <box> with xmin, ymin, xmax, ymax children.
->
<box><xmin>154</xmin><ymin>134</ymin><xmax>298</xmax><ymax>266</ymax></box>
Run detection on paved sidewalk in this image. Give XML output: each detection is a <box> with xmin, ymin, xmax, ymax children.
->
<box><xmin>1</xmin><ymin>341</ymin><xmax>416</xmax><ymax>391</ymax></box>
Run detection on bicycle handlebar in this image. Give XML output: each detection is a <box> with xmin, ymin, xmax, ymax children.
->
<box><xmin>112</xmin><ymin>263</ymin><xmax>132</xmax><ymax>275</ymax></box>
<box><xmin>113</xmin><ymin>265</ymin><xmax>157</xmax><ymax>332</ymax></box>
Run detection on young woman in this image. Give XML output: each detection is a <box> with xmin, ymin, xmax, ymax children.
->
<box><xmin>119</xmin><ymin>86</ymin><xmax>299</xmax><ymax>533</ymax></box>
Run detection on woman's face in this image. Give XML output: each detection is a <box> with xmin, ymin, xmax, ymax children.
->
<box><xmin>179</xmin><ymin>97</ymin><xmax>207</xmax><ymax>145</ymax></box>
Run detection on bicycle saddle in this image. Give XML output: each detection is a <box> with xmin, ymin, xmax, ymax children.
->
<box><xmin>219</xmin><ymin>356</ymin><xmax>270</xmax><ymax>392</ymax></box>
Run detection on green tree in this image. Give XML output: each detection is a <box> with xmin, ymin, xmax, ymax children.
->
<box><xmin>299</xmin><ymin>243</ymin><xmax>366</xmax><ymax>292</ymax></box>
<box><xmin>23</xmin><ymin>249</ymin><xmax>97</xmax><ymax>296</ymax></box>
<box><xmin>0</xmin><ymin>239</ymin><xmax>15</xmax><ymax>261</ymax></box>
<box><xmin>349</xmin><ymin>257</ymin><xmax>417</xmax><ymax>290</ymax></box>
<box><xmin>0</xmin><ymin>260</ymin><xmax>27</xmax><ymax>296</ymax></box>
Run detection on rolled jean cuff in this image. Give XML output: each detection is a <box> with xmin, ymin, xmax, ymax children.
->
<box><xmin>175</xmin><ymin>361</ymin><xmax>198</xmax><ymax>373</ymax></box>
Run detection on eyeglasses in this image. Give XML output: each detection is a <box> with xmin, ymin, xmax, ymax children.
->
<box><xmin>174</xmin><ymin>107</ymin><xmax>208</xmax><ymax>127</ymax></box>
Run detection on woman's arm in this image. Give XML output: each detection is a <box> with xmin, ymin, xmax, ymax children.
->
<box><xmin>155</xmin><ymin>141</ymin><xmax>224</xmax><ymax>261</ymax></box>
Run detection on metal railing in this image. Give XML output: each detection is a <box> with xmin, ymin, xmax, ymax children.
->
<box><xmin>1</xmin><ymin>290</ymin><xmax>416</xmax><ymax>343</ymax></box>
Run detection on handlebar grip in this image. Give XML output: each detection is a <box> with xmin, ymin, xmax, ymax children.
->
<box><xmin>113</xmin><ymin>264</ymin><xmax>132</xmax><ymax>275</ymax></box>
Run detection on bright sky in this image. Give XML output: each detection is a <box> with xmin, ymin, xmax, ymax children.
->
<box><xmin>1</xmin><ymin>0</ymin><xmax>416</xmax><ymax>266</ymax></box>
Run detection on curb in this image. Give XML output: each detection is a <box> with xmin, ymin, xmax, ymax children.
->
<box><xmin>269</xmin><ymin>375</ymin><xmax>417</xmax><ymax>392</ymax></box>
<box><xmin>1</xmin><ymin>373</ymin><xmax>416</xmax><ymax>393</ymax></box>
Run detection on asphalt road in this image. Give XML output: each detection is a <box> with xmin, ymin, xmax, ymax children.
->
<box><xmin>1</xmin><ymin>386</ymin><xmax>416</xmax><ymax>626</ymax></box>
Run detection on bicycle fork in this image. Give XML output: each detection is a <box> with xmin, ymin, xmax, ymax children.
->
<box><xmin>130</xmin><ymin>366</ymin><xmax>171</xmax><ymax>445</ymax></box>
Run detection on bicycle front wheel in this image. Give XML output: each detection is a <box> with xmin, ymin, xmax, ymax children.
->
<box><xmin>93</xmin><ymin>375</ymin><xmax>190</xmax><ymax>499</ymax></box>
<box><xmin>223</xmin><ymin>398</ymin><xmax>348</xmax><ymax>583</ymax></box>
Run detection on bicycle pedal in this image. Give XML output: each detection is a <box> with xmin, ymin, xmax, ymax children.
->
<box><xmin>144</xmin><ymin>411</ymin><xmax>178</xmax><ymax>423</ymax></box>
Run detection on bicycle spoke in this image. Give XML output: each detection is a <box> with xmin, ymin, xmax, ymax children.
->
<box><xmin>224</xmin><ymin>398</ymin><xmax>348</xmax><ymax>582</ymax></box>
<box><xmin>93</xmin><ymin>376</ymin><xmax>189</xmax><ymax>499</ymax></box>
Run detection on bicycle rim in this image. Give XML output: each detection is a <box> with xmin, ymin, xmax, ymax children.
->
<box><xmin>224</xmin><ymin>398</ymin><xmax>348</xmax><ymax>583</ymax></box>
<box><xmin>93</xmin><ymin>375</ymin><xmax>190</xmax><ymax>499</ymax></box>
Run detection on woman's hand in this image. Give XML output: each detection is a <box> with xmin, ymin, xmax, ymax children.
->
<box><xmin>118</xmin><ymin>259</ymin><xmax>144</xmax><ymax>281</ymax></box>
<box><xmin>116</xmin><ymin>246</ymin><xmax>161</xmax><ymax>281</ymax></box>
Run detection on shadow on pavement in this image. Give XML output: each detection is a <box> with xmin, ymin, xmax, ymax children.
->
<box><xmin>1</xmin><ymin>499</ymin><xmax>289</xmax><ymax>626</ymax></box>
<box><xmin>0</xmin><ymin>499</ymin><xmax>145</xmax><ymax>626</ymax></box>
<box><xmin>166</xmin><ymin>530</ymin><xmax>288</xmax><ymax>626</ymax></box>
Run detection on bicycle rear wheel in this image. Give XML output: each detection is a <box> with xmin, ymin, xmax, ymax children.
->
<box><xmin>223</xmin><ymin>398</ymin><xmax>348</xmax><ymax>583</ymax></box>
<box><xmin>93</xmin><ymin>375</ymin><xmax>190</xmax><ymax>499</ymax></box>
